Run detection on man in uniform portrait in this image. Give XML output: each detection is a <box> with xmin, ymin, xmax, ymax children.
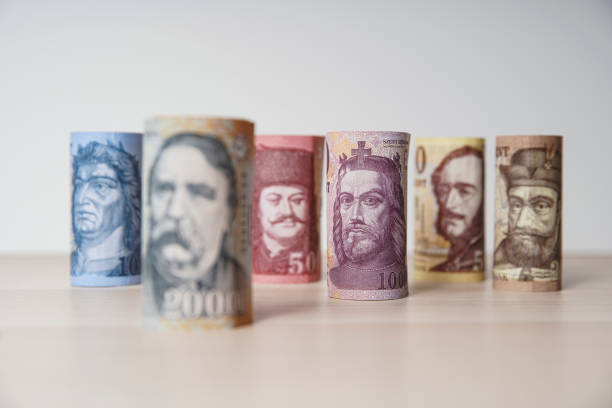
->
<box><xmin>252</xmin><ymin>148</ymin><xmax>316</xmax><ymax>275</ymax></box>
<box><xmin>494</xmin><ymin>147</ymin><xmax>561</xmax><ymax>280</ymax></box>
<box><xmin>72</xmin><ymin>141</ymin><xmax>141</xmax><ymax>277</ymax></box>
<box><xmin>329</xmin><ymin>141</ymin><xmax>406</xmax><ymax>290</ymax></box>
<box><xmin>430</xmin><ymin>146</ymin><xmax>484</xmax><ymax>272</ymax></box>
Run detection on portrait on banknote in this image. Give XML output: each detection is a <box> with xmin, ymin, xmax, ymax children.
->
<box><xmin>430</xmin><ymin>146</ymin><xmax>484</xmax><ymax>271</ymax></box>
<box><xmin>146</xmin><ymin>133</ymin><xmax>247</xmax><ymax>318</ymax></box>
<box><xmin>71</xmin><ymin>134</ymin><xmax>141</xmax><ymax>284</ymax></box>
<box><xmin>327</xmin><ymin>136</ymin><xmax>408</xmax><ymax>298</ymax></box>
<box><xmin>413</xmin><ymin>139</ymin><xmax>485</xmax><ymax>282</ymax></box>
<box><xmin>494</xmin><ymin>139</ymin><xmax>562</xmax><ymax>283</ymax></box>
<box><xmin>252</xmin><ymin>147</ymin><xmax>318</xmax><ymax>277</ymax></box>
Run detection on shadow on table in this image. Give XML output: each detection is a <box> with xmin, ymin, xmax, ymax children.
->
<box><xmin>253</xmin><ymin>300</ymin><xmax>321</xmax><ymax>323</ymax></box>
<box><xmin>410</xmin><ymin>279</ymin><xmax>488</xmax><ymax>295</ymax></box>
<box><xmin>251</xmin><ymin>280</ymin><xmax>326</xmax><ymax>323</ymax></box>
<box><xmin>410</xmin><ymin>281</ymin><xmax>439</xmax><ymax>295</ymax></box>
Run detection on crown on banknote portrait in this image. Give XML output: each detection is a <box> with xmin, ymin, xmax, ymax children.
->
<box><xmin>338</xmin><ymin>141</ymin><xmax>402</xmax><ymax>182</ymax></box>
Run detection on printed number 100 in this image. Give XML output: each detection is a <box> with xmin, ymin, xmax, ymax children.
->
<box><xmin>378</xmin><ymin>271</ymin><xmax>405</xmax><ymax>290</ymax></box>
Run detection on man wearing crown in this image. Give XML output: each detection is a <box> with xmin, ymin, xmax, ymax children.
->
<box><xmin>329</xmin><ymin>141</ymin><xmax>407</xmax><ymax>290</ymax></box>
<box><xmin>494</xmin><ymin>147</ymin><xmax>562</xmax><ymax>281</ymax></box>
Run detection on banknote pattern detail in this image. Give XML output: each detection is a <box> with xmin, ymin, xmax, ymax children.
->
<box><xmin>70</xmin><ymin>132</ymin><xmax>142</xmax><ymax>287</ymax></box>
<box><xmin>327</xmin><ymin>131</ymin><xmax>410</xmax><ymax>300</ymax></box>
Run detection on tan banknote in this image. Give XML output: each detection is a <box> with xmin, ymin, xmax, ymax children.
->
<box><xmin>142</xmin><ymin>116</ymin><xmax>254</xmax><ymax>329</ymax></box>
<box><xmin>493</xmin><ymin>135</ymin><xmax>563</xmax><ymax>292</ymax></box>
<box><xmin>326</xmin><ymin>131</ymin><xmax>410</xmax><ymax>300</ymax></box>
<box><xmin>414</xmin><ymin>138</ymin><xmax>485</xmax><ymax>282</ymax></box>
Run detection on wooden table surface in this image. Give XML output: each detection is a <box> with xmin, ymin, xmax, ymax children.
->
<box><xmin>0</xmin><ymin>255</ymin><xmax>611</xmax><ymax>407</ymax></box>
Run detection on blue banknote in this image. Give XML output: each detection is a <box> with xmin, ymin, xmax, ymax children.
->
<box><xmin>70</xmin><ymin>132</ymin><xmax>142</xmax><ymax>286</ymax></box>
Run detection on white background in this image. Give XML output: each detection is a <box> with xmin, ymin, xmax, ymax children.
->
<box><xmin>1</xmin><ymin>0</ymin><xmax>611</xmax><ymax>254</ymax></box>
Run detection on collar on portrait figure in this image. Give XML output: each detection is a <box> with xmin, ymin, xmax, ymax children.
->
<box><xmin>449</xmin><ymin>231</ymin><xmax>483</xmax><ymax>258</ymax></box>
<box><xmin>468</xmin><ymin>232</ymin><xmax>483</xmax><ymax>247</ymax></box>
<box><xmin>452</xmin><ymin>231</ymin><xmax>483</xmax><ymax>248</ymax></box>
<box><xmin>78</xmin><ymin>221</ymin><xmax>125</xmax><ymax>246</ymax></box>
<box><xmin>262</xmin><ymin>232</ymin><xmax>302</xmax><ymax>258</ymax></box>
<box><xmin>78</xmin><ymin>225</ymin><xmax>128</xmax><ymax>261</ymax></box>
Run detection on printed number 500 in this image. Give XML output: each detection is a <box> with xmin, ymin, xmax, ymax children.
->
<box><xmin>288</xmin><ymin>251</ymin><xmax>316</xmax><ymax>274</ymax></box>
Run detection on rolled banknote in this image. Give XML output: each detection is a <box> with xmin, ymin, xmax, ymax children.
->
<box><xmin>70</xmin><ymin>131</ymin><xmax>142</xmax><ymax>287</ymax></box>
<box><xmin>414</xmin><ymin>137</ymin><xmax>485</xmax><ymax>282</ymax></box>
<box><xmin>493</xmin><ymin>135</ymin><xmax>563</xmax><ymax>292</ymax></box>
<box><xmin>252</xmin><ymin>135</ymin><xmax>324</xmax><ymax>284</ymax></box>
<box><xmin>142</xmin><ymin>117</ymin><xmax>254</xmax><ymax>329</ymax></box>
<box><xmin>326</xmin><ymin>131</ymin><xmax>410</xmax><ymax>300</ymax></box>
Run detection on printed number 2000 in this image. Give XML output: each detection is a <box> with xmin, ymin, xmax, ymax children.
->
<box><xmin>288</xmin><ymin>251</ymin><xmax>316</xmax><ymax>274</ymax></box>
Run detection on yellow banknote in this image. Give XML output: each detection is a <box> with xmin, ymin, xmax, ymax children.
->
<box><xmin>414</xmin><ymin>137</ymin><xmax>485</xmax><ymax>283</ymax></box>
